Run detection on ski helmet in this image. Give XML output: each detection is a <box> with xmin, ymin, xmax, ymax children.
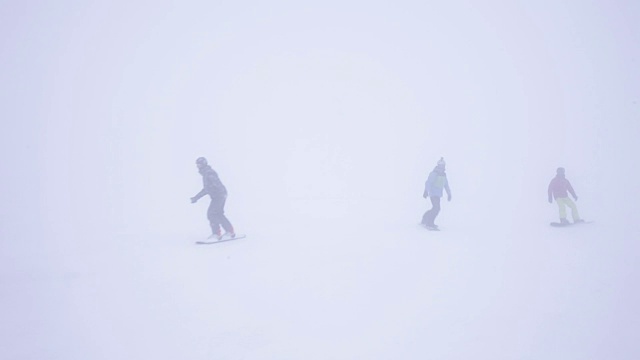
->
<box><xmin>556</xmin><ymin>167</ymin><xmax>565</xmax><ymax>175</ymax></box>
<box><xmin>196</xmin><ymin>157</ymin><xmax>208</xmax><ymax>167</ymax></box>
<box><xmin>437</xmin><ymin>157</ymin><xmax>446</xmax><ymax>167</ymax></box>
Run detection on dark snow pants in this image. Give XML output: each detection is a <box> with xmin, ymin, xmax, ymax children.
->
<box><xmin>421</xmin><ymin>196</ymin><xmax>441</xmax><ymax>226</ymax></box>
<box><xmin>207</xmin><ymin>195</ymin><xmax>234</xmax><ymax>235</ymax></box>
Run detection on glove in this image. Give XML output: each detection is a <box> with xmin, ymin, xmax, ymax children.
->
<box><xmin>191</xmin><ymin>197</ymin><xmax>198</xmax><ymax>203</ymax></box>
<box><xmin>423</xmin><ymin>192</ymin><xmax>428</xmax><ymax>199</ymax></box>
<box><xmin>548</xmin><ymin>198</ymin><xmax>553</xmax><ymax>204</ymax></box>
<box><xmin>574</xmin><ymin>196</ymin><xmax>578</xmax><ymax>201</ymax></box>
<box><xmin>447</xmin><ymin>194</ymin><xmax>452</xmax><ymax>202</ymax></box>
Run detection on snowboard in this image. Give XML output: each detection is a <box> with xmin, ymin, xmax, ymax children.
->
<box><xmin>419</xmin><ymin>223</ymin><xmax>440</xmax><ymax>231</ymax></box>
<box><xmin>550</xmin><ymin>221</ymin><xmax>593</xmax><ymax>227</ymax></box>
<box><xmin>196</xmin><ymin>234</ymin><xmax>246</xmax><ymax>245</ymax></box>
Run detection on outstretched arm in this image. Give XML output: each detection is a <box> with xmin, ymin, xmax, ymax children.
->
<box><xmin>191</xmin><ymin>188</ymin><xmax>206</xmax><ymax>203</ymax></box>
<box><xmin>567</xmin><ymin>181</ymin><xmax>578</xmax><ymax>200</ymax></box>
<box><xmin>548</xmin><ymin>181</ymin><xmax>553</xmax><ymax>203</ymax></box>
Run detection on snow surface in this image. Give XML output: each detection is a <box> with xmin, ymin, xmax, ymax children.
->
<box><xmin>2</xmin><ymin>1</ymin><xmax>640</xmax><ymax>359</ymax></box>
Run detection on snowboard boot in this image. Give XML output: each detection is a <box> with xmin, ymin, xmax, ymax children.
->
<box><xmin>220</xmin><ymin>232</ymin><xmax>236</xmax><ymax>241</ymax></box>
<box><xmin>560</xmin><ymin>218</ymin><xmax>570</xmax><ymax>225</ymax></box>
<box><xmin>208</xmin><ymin>232</ymin><xmax>222</xmax><ymax>240</ymax></box>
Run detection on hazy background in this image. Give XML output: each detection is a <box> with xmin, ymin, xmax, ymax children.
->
<box><xmin>1</xmin><ymin>1</ymin><xmax>639</xmax><ymax>359</ymax></box>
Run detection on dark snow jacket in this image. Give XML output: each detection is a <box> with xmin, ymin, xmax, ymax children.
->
<box><xmin>193</xmin><ymin>165</ymin><xmax>228</xmax><ymax>200</ymax></box>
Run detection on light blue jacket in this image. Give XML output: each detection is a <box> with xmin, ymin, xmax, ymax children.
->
<box><xmin>424</xmin><ymin>168</ymin><xmax>451</xmax><ymax>198</ymax></box>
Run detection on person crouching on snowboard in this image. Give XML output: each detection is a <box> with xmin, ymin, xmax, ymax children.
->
<box><xmin>191</xmin><ymin>157</ymin><xmax>236</xmax><ymax>240</ymax></box>
<box><xmin>548</xmin><ymin>167</ymin><xmax>584</xmax><ymax>225</ymax></box>
<box><xmin>421</xmin><ymin>157</ymin><xmax>452</xmax><ymax>230</ymax></box>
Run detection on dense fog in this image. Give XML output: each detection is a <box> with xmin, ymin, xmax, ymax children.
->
<box><xmin>2</xmin><ymin>1</ymin><xmax>639</xmax><ymax>359</ymax></box>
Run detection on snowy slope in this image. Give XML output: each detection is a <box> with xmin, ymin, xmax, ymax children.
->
<box><xmin>3</xmin><ymin>197</ymin><xmax>639</xmax><ymax>360</ymax></box>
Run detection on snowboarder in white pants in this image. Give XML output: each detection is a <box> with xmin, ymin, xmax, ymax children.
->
<box><xmin>548</xmin><ymin>167</ymin><xmax>584</xmax><ymax>225</ymax></box>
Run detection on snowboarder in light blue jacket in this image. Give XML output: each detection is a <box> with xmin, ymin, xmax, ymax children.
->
<box><xmin>421</xmin><ymin>157</ymin><xmax>452</xmax><ymax>230</ymax></box>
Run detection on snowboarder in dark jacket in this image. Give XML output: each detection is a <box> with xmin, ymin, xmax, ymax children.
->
<box><xmin>421</xmin><ymin>157</ymin><xmax>452</xmax><ymax>230</ymax></box>
<box><xmin>191</xmin><ymin>157</ymin><xmax>236</xmax><ymax>240</ymax></box>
